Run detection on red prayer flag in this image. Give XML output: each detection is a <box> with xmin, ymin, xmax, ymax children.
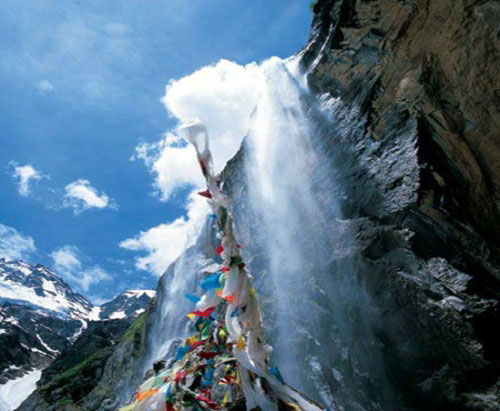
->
<box><xmin>174</xmin><ymin>370</ymin><xmax>187</xmax><ymax>382</ymax></box>
<box><xmin>197</xmin><ymin>189</ymin><xmax>212</xmax><ymax>199</ymax></box>
<box><xmin>216</xmin><ymin>245</ymin><xmax>224</xmax><ymax>255</ymax></box>
<box><xmin>198</xmin><ymin>351</ymin><xmax>221</xmax><ymax>359</ymax></box>
<box><xmin>189</xmin><ymin>306</ymin><xmax>215</xmax><ymax>318</ymax></box>
<box><xmin>224</xmin><ymin>295</ymin><xmax>235</xmax><ymax>304</ymax></box>
<box><xmin>188</xmin><ymin>341</ymin><xmax>205</xmax><ymax>352</ymax></box>
<box><xmin>196</xmin><ymin>395</ymin><xmax>220</xmax><ymax>409</ymax></box>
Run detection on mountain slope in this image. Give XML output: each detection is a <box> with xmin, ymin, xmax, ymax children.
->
<box><xmin>89</xmin><ymin>290</ymin><xmax>155</xmax><ymax>321</ymax></box>
<box><xmin>18</xmin><ymin>319</ymin><xmax>132</xmax><ymax>411</ymax></box>
<box><xmin>0</xmin><ymin>259</ymin><xmax>92</xmax><ymax>322</ymax></box>
<box><xmin>14</xmin><ymin>288</ymin><xmax>155</xmax><ymax>411</ymax></box>
<box><xmin>19</xmin><ymin>306</ymin><xmax>155</xmax><ymax>411</ymax></box>
<box><xmin>0</xmin><ymin>259</ymin><xmax>154</xmax><ymax>410</ymax></box>
<box><xmin>0</xmin><ymin>259</ymin><xmax>92</xmax><ymax>385</ymax></box>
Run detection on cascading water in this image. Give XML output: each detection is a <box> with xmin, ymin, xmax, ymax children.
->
<box><xmin>146</xmin><ymin>220</ymin><xmax>218</xmax><ymax>369</ymax></box>
<box><xmin>231</xmin><ymin>57</ymin><xmax>397</xmax><ymax>410</ymax></box>
<box><xmin>244</xmin><ymin>56</ymin><xmax>343</xmax><ymax>393</ymax></box>
<box><xmin>141</xmin><ymin>54</ymin><xmax>397</xmax><ymax>410</ymax></box>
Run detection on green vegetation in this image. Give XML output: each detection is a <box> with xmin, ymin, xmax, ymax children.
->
<box><xmin>122</xmin><ymin>310</ymin><xmax>147</xmax><ymax>343</ymax></box>
<box><xmin>40</xmin><ymin>349</ymin><xmax>112</xmax><ymax>392</ymax></box>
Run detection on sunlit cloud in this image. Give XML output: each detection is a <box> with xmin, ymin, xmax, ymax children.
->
<box><xmin>36</xmin><ymin>79</ymin><xmax>54</xmax><ymax>93</ymax></box>
<box><xmin>10</xmin><ymin>162</ymin><xmax>46</xmax><ymax>197</ymax></box>
<box><xmin>119</xmin><ymin>191</ymin><xmax>209</xmax><ymax>276</ymax></box>
<box><xmin>50</xmin><ymin>245</ymin><xmax>112</xmax><ymax>292</ymax></box>
<box><xmin>126</xmin><ymin>59</ymin><xmax>265</xmax><ymax>274</ymax></box>
<box><xmin>63</xmin><ymin>179</ymin><xmax>116</xmax><ymax>214</ymax></box>
<box><xmin>133</xmin><ymin>133</ymin><xmax>203</xmax><ymax>202</ymax></box>
<box><xmin>135</xmin><ymin>59</ymin><xmax>262</xmax><ymax>203</ymax></box>
<box><xmin>0</xmin><ymin>223</ymin><xmax>37</xmax><ymax>262</ymax></box>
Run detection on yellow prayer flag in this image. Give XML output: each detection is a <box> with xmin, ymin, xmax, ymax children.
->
<box><xmin>237</xmin><ymin>335</ymin><xmax>245</xmax><ymax>350</ymax></box>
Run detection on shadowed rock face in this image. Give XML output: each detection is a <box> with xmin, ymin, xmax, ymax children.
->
<box><xmin>306</xmin><ymin>0</ymin><xmax>500</xmax><ymax>261</ymax></box>
<box><xmin>287</xmin><ymin>0</ymin><xmax>500</xmax><ymax>409</ymax></box>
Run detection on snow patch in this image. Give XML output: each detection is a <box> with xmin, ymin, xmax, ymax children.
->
<box><xmin>0</xmin><ymin>369</ymin><xmax>42</xmax><ymax>411</ymax></box>
<box><xmin>41</xmin><ymin>278</ymin><xmax>57</xmax><ymax>295</ymax></box>
<box><xmin>109</xmin><ymin>310</ymin><xmax>126</xmax><ymax>320</ymax></box>
<box><xmin>36</xmin><ymin>334</ymin><xmax>59</xmax><ymax>355</ymax></box>
<box><xmin>0</xmin><ymin>260</ymin><xmax>91</xmax><ymax>321</ymax></box>
<box><xmin>87</xmin><ymin>306</ymin><xmax>102</xmax><ymax>321</ymax></box>
<box><xmin>123</xmin><ymin>290</ymin><xmax>155</xmax><ymax>299</ymax></box>
<box><xmin>16</xmin><ymin>265</ymin><xmax>33</xmax><ymax>277</ymax></box>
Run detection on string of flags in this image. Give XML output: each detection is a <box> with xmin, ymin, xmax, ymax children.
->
<box><xmin>120</xmin><ymin>122</ymin><xmax>324</xmax><ymax>411</ymax></box>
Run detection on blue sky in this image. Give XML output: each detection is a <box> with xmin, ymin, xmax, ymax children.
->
<box><xmin>0</xmin><ymin>0</ymin><xmax>312</xmax><ymax>303</ymax></box>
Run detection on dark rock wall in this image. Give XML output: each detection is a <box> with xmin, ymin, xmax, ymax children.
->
<box><xmin>306</xmin><ymin>0</ymin><xmax>500</xmax><ymax>268</ymax></box>
<box><xmin>18</xmin><ymin>320</ymin><xmax>131</xmax><ymax>411</ymax></box>
<box><xmin>0</xmin><ymin>304</ymin><xmax>82</xmax><ymax>384</ymax></box>
<box><xmin>295</xmin><ymin>0</ymin><xmax>500</xmax><ymax>409</ymax></box>
<box><xmin>80</xmin><ymin>307</ymin><xmax>154</xmax><ymax>411</ymax></box>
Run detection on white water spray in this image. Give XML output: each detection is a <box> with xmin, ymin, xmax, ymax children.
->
<box><xmin>144</xmin><ymin>54</ymin><xmax>394</xmax><ymax>410</ymax></box>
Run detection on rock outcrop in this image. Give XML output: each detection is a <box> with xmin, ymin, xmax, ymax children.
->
<box><xmin>89</xmin><ymin>290</ymin><xmax>155</xmax><ymax>321</ymax></box>
<box><xmin>293</xmin><ymin>0</ymin><xmax>500</xmax><ymax>409</ymax></box>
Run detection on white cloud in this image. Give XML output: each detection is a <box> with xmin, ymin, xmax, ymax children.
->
<box><xmin>126</xmin><ymin>59</ymin><xmax>266</xmax><ymax>275</ymax></box>
<box><xmin>36</xmin><ymin>79</ymin><xmax>54</xmax><ymax>93</ymax></box>
<box><xmin>135</xmin><ymin>59</ymin><xmax>263</xmax><ymax>202</ymax></box>
<box><xmin>162</xmin><ymin>59</ymin><xmax>262</xmax><ymax>174</ymax></box>
<box><xmin>11</xmin><ymin>163</ymin><xmax>45</xmax><ymax>197</ymax></box>
<box><xmin>50</xmin><ymin>245</ymin><xmax>112</xmax><ymax>292</ymax></box>
<box><xmin>63</xmin><ymin>179</ymin><xmax>115</xmax><ymax>213</ymax></box>
<box><xmin>51</xmin><ymin>245</ymin><xmax>81</xmax><ymax>272</ymax></box>
<box><xmin>0</xmin><ymin>223</ymin><xmax>37</xmax><ymax>262</ymax></box>
<box><xmin>119</xmin><ymin>191</ymin><xmax>209</xmax><ymax>276</ymax></box>
<box><xmin>133</xmin><ymin>133</ymin><xmax>203</xmax><ymax>201</ymax></box>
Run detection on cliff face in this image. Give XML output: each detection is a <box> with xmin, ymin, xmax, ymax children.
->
<box><xmin>132</xmin><ymin>3</ymin><xmax>500</xmax><ymax>409</ymax></box>
<box><xmin>18</xmin><ymin>319</ymin><xmax>132</xmax><ymax>411</ymax></box>
<box><xmin>292</xmin><ymin>0</ymin><xmax>500</xmax><ymax>409</ymax></box>
<box><xmin>306</xmin><ymin>0</ymin><xmax>500</xmax><ymax>264</ymax></box>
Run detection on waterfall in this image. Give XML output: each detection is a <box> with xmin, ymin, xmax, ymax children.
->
<box><xmin>232</xmin><ymin>57</ymin><xmax>396</xmax><ymax>409</ymax></box>
<box><xmin>142</xmin><ymin>55</ymin><xmax>396</xmax><ymax>410</ymax></box>
<box><xmin>244</xmin><ymin>56</ymin><xmax>342</xmax><ymax>392</ymax></box>
<box><xmin>146</xmin><ymin>219</ymin><xmax>219</xmax><ymax>369</ymax></box>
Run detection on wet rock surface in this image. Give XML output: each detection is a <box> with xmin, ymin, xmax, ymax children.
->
<box><xmin>292</xmin><ymin>0</ymin><xmax>500</xmax><ymax>409</ymax></box>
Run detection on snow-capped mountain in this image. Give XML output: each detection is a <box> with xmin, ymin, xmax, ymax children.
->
<box><xmin>89</xmin><ymin>289</ymin><xmax>155</xmax><ymax>321</ymax></box>
<box><xmin>0</xmin><ymin>259</ymin><xmax>92</xmax><ymax>321</ymax></box>
<box><xmin>0</xmin><ymin>259</ymin><xmax>92</xmax><ymax>385</ymax></box>
<box><xmin>0</xmin><ymin>258</ymin><xmax>155</xmax><ymax>409</ymax></box>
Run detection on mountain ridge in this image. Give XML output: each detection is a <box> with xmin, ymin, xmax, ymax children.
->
<box><xmin>0</xmin><ymin>258</ymin><xmax>155</xmax><ymax>410</ymax></box>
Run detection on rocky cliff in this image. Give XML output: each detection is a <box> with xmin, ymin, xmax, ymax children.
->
<box><xmin>295</xmin><ymin>0</ymin><xmax>500</xmax><ymax>409</ymax></box>
<box><xmin>17</xmin><ymin>292</ymin><xmax>156</xmax><ymax>411</ymax></box>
